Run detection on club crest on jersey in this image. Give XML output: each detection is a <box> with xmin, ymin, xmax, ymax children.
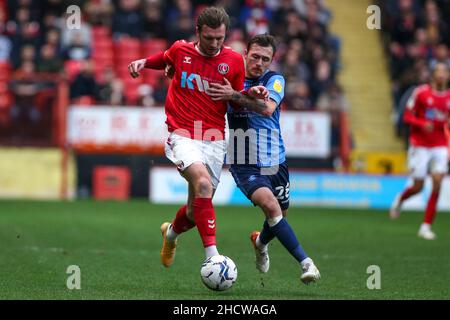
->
<box><xmin>183</xmin><ymin>56</ymin><xmax>191</xmax><ymax>64</ymax></box>
<box><xmin>218</xmin><ymin>63</ymin><xmax>229</xmax><ymax>75</ymax></box>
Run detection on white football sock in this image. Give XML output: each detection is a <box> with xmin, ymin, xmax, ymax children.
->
<box><xmin>255</xmin><ymin>235</ymin><xmax>268</xmax><ymax>252</ymax></box>
<box><xmin>166</xmin><ymin>224</ymin><xmax>178</xmax><ymax>242</ymax></box>
<box><xmin>205</xmin><ymin>245</ymin><xmax>219</xmax><ymax>258</ymax></box>
<box><xmin>267</xmin><ymin>215</ymin><xmax>282</xmax><ymax>227</ymax></box>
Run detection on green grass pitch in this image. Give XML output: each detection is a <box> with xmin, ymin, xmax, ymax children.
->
<box><xmin>0</xmin><ymin>200</ymin><xmax>449</xmax><ymax>300</ymax></box>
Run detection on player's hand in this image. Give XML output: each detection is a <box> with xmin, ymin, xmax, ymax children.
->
<box><xmin>248</xmin><ymin>85</ymin><xmax>269</xmax><ymax>101</ymax></box>
<box><xmin>207</xmin><ymin>77</ymin><xmax>234</xmax><ymax>101</ymax></box>
<box><xmin>165</xmin><ymin>64</ymin><xmax>174</xmax><ymax>79</ymax></box>
<box><xmin>128</xmin><ymin>59</ymin><xmax>146</xmax><ymax>78</ymax></box>
<box><xmin>424</xmin><ymin>122</ymin><xmax>434</xmax><ymax>132</ymax></box>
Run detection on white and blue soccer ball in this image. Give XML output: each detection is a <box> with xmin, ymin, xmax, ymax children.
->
<box><xmin>200</xmin><ymin>255</ymin><xmax>238</xmax><ymax>291</ymax></box>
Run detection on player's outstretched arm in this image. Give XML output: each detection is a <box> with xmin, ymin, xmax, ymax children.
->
<box><xmin>128</xmin><ymin>52</ymin><xmax>166</xmax><ymax>78</ymax></box>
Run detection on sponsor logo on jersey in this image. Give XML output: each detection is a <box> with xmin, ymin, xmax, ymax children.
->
<box><xmin>218</xmin><ymin>63</ymin><xmax>229</xmax><ymax>75</ymax></box>
<box><xmin>425</xmin><ymin>108</ymin><xmax>446</xmax><ymax>121</ymax></box>
<box><xmin>273</xmin><ymin>79</ymin><xmax>283</xmax><ymax>93</ymax></box>
<box><xmin>180</xmin><ymin>71</ymin><xmax>210</xmax><ymax>92</ymax></box>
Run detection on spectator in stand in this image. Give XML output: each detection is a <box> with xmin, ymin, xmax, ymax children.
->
<box><xmin>16</xmin><ymin>44</ymin><xmax>36</xmax><ymax>69</ymax></box>
<box><xmin>62</xmin><ymin>31</ymin><xmax>91</xmax><ymax>61</ymax></box>
<box><xmin>141</xmin><ymin>0</ymin><xmax>167</xmax><ymax>39</ymax></box>
<box><xmin>226</xmin><ymin>28</ymin><xmax>246</xmax><ymax>55</ymax></box>
<box><xmin>317</xmin><ymin>82</ymin><xmax>349</xmax><ymax>113</ymax></box>
<box><xmin>152</xmin><ymin>74</ymin><xmax>169</xmax><ymax>105</ymax></box>
<box><xmin>214</xmin><ymin>0</ymin><xmax>242</xmax><ymax>30</ymax></box>
<box><xmin>280</xmin><ymin>47</ymin><xmax>310</xmax><ymax>83</ymax></box>
<box><xmin>285</xmin><ymin>81</ymin><xmax>313</xmax><ymax>111</ymax></box>
<box><xmin>283</xmin><ymin>10</ymin><xmax>308</xmax><ymax>43</ymax></box>
<box><xmin>271</xmin><ymin>0</ymin><xmax>299</xmax><ymax>36</ymax></box>
<box><xmin>7</xmin><ymin>6</ymin><xmax>41</xmax><ymax>68</ymax></box>
<box><xmin>310</xmin><ymin>58</ymin><xmax>332</xmax><ymax>104</ymax></box>
<box><xmin>96</xmin><ymin>67</ymin><xmax>125</xmax><ymax>106</ymax></box>
<box><xmin>0</xmin><ymin>30</ymin><xmax>12</xmax><ymax>62</ymax></box>
<box><xmin>239</xmin><ymin>0</ymin><xmax>272</xmax><ymax>38</ymax></box>
<box><xmin>84</xmin><ymin>0</ymin><xmax>114</xmax><ymax>27</ymax></box>
<box><xmin>137</xmin><ymin>84</ymin><xmax>155</xmax><ymax>108</ymax></box>
<box><xmin>70</xmin><ymin>59</ymin><xmax>98</xmax><ymax>102</ymax></box>
<box><xmin>44</xmin><ymin>27</ymin><xmax>61</xmax><ymax>52</ymax></box>
<box><xmin>36</xmin><ymin>43</ymin><xmax>62</xmax><ymax>73</ymax></box>
<box><xmin>166</xmin><ymin>0</ymin><xmax>194</xmax><ymax>24</ymax></box>
<box><xmin>112</xmin><ymin>0</ymin><xmax>143</xmax><ymax>39</ymax></box>
<box><xmin>167</xmin><ymin>14</ymin><xmax>195</xmax><ymax>43</ymax></box>
<box><xmin>430</xmin><ymin>44</ymin><xmax>450</xmax><ymax>68</ymax></box>
<box><xmin>60</xmin><ymin>7</ymin><xmax>92</xmax><ymax>49</ymax></box>
<box><xmin>9</xmin><ymin>60</ymin><xmax>43</xmax><ymax>132</ymax></box>
<box><xmin>296</xmin><ymin>0</ymin><xmax>331</xmax><ymax>26</ymax></box>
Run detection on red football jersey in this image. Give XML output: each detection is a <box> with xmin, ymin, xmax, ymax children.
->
<box><xmin>404</xmin><ymin>84</ymin><xmax>450</xmax><ymax>147</ymax></box>
<box><xmin>162</xmin><ymin>40</ymin><xmax>245</xmax><ymax>140</ymax></box>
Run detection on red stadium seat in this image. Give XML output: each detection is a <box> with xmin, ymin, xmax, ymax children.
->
<box><xmin>114</xmin><ymin>38</ymin><xmax>141</xmax><ymax>55</ymax></box>
<box><xmin>92</xmin><ymin>37</ymin><xmax>113</xmax><ymax>50</ymax></box>
<box><xmin>0</xmin><ymin>62</ymin><xmax>12</xmax><ymax>82</ymax></box>
<box><xmin>123</xmin><ymin>78</ymin><xmax>143</xmax><ymax>105</ymax></box>
<box><xmin>142</xmin><ymin>38</ymin><xmax>168</xmax><ymax>56</ymax></box>
<box><xmin>0</xmin><ymin>92</ymin><xmax>12</xmax><ymax>110</ymax></box>
<box><xmin>0</xmin><ymin>81</ymin><xmax>8</xmax><ymax>94</ymax></box>
<box><xmin>0</xmin><ymin>61</ymin><xmax>11</xmax><ymax>71</ymax></box>
<box><xmin>92</xmin><ymin>26</ymin><xmax>111</xmax><ymax>40</ymax></box>
<box><xmin>143</xmin><ymin>70</ymin><xmax>165</xmax><ymax>87</ymax></box>
<box><xmin>92</xmin><ymin>50</ymin><xmax>114</xmax><ymax>62</ymax></box>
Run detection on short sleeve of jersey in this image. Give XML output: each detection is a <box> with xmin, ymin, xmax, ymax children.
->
<box><xmin>164</xmin><ymin>40</ymin><xmax>185</xmax><ymax>64</ymax></box>
<box><xmin>265</xmin><ymin>74</ymin><xmax>285</xmax><ymax>106</ymax></box>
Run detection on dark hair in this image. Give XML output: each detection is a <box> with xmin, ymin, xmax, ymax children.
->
<box><xmin>247</xmin><ymin>34</ymin><xmax>277</xmax><ymax>56</ymax></box>
<box><xmin>196</xmin><ymin>7</ymin><xmax>230</xmax><ymax>31</ymax></box>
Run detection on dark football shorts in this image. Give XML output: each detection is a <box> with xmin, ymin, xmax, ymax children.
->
<box><xmin>229</xmin><ymin>162</ymin><xmax>290</xmax><ymax>210</ymax></box>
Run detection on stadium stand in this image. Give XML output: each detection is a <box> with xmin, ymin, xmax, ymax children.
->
<box><xmin>376</xmin><ymin>0</ymin><xmax>450</xmax><ymax>145</ymax></box>
<box><xmin>0</xmin><ymin>0</ymin><xmax>349</xmax><ymax>170</ymax></box>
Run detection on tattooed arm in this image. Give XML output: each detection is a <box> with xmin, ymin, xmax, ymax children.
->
<box><xmin>207</xmin><ymin>78</ymin><xmax>275</xmax><ymax>116</ymax></box>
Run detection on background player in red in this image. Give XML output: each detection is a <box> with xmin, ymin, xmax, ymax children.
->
<box><xmin>128</xmin><ymin>7</ymin><xmax>268</xmax><ymax>266</ymax></box>
<box><xmin>390</xmin><ymin>62</ymin><xmax>450</xmax><ymax>240</ymax></box>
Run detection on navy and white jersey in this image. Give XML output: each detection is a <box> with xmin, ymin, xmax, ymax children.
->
<box><xmin>227</xmin><ymin>70</ymin><xmax>286</xmax><ymax>167</ymax></box>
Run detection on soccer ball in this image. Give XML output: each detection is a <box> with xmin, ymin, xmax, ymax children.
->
<box><xmin>200</xmin><ymin>255</ymin><xmax>238</xmax><ymax>291</ymax></box>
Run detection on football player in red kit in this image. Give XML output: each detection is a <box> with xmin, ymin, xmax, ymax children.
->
<box><xmin>128</xmin><ymin>7</ymin><xmax>269</xmax><ymax>266</ymax></box>
<box><xmin>390</xmin><ymin>62</ymin><xmax>450</xmax><ymax>240</ymax></box>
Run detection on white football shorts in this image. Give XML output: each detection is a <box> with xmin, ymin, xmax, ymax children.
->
<box><xmin>407</xmin><ymin>146</ymin><xmax>449</xmax><ymax>179</ymax></box>
<box><xmin>165</xmin><ymin>132</ymin><xmax>226</xmax><ymax>189</ymax></box>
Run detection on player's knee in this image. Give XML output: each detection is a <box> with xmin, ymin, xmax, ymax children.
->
<box><xmin>412</xmin><ymin>182</ymin><xmax>424</xmax><ymax>193</ymax></box>
<box><xmin>258</xmin><ymin>197</ymin><xmax>281</xmax><ymax>218</ymax></box>
<box><xmin>194</xmin><ymin>177</ymin><xmax>213</xmax><ymax>197</ymax></box>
